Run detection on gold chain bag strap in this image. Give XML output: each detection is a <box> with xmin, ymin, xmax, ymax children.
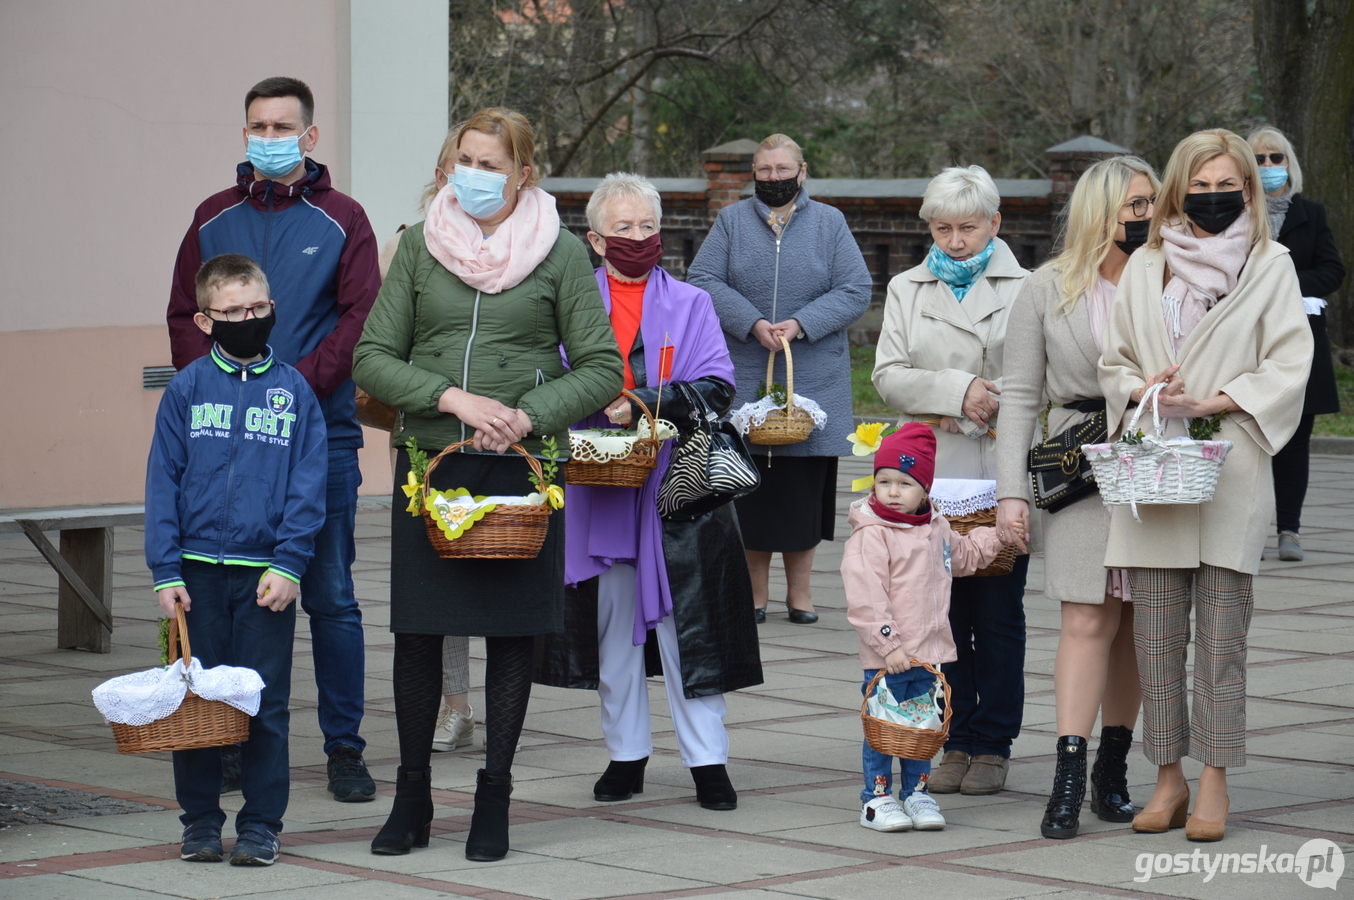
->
<box><xmin>1028</xmin><ymin>399</ymin><xmax>1107</xmax><ymax>513</ymax></box>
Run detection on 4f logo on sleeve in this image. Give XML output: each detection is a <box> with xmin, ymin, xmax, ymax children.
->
<box><xmin>266</xmin><ymin>389</ymin><xmax>294</xmax><ymax>415</ymax></box>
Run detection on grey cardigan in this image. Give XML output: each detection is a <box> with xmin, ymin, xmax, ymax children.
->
<box><xmin>994</xmin><ymin>267</ymin><xmax>1112</xmax><ymax>604</ymax></box>
<box><xmin>687</xmin><ymin>190</ymin><xmax>872</xmax><ymax>457</ymax></box>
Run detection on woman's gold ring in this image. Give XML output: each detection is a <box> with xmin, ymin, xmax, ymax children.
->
<box><xmin>491</xmin><ymin>417</ymin><xmax>499</xmax><ymax>425</ymax></box>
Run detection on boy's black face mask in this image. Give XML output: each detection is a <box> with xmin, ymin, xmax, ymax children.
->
<box><xmin>212</xmin><ymin>314</ymin><xmax>275</xmax><ymax>360</ymax></box>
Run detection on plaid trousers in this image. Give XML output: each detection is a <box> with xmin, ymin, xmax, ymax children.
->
<box><xmin>441</xmin><ymin>636</ymin><xmax>470</xmax><ymax>695</ymax></box>
<box><xmin>1129</xmin><ymin>565</ymin><xmax>1254</xmax><ymax>768</ymax></box>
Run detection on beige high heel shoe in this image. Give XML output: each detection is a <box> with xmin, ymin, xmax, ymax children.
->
<box><xmin>1132</xmin><ymin>782</ymin><xmax>1190</xmax><ymax>833</ymax></box>
<box><xmin>1185</xmin><ymin>797</ymin><xmax>1229</xmax><ymax>842</ymax></box>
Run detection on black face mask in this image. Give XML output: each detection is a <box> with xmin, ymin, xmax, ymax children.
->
<box><xmin>1182</xmin><ymin>190</ymin><xmax>1246</xmax><ymax>235</ymax></box>
<box><xmin>211</xmin><ymin>314</ymin><xmax>275</xmax><ymax>360</ymax></box>
<box><xmin>754</xmin><ymin>176</ymin><xmax>801</xmax><ymax>210</ymax></box>
<box><xmin>1114</xmin><ymin>219</ymin><xmax>1150</xmax><ymax>255</ymax></box>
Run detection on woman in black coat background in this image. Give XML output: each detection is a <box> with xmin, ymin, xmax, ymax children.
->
<box><xmin>1249</xmin><ymin>126</ymin><xmax>1347</xmax><ymax>561</ymax></box>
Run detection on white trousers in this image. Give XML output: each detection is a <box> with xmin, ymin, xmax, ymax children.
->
<box><xmin>597</xmin><ymin>564</ymin><xmax>729</xmax><ymax>767</ymax></box>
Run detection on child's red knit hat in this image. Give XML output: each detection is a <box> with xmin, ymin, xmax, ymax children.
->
<box><xmin>874</xmin><ymin>423</ymin><xmax>936</xmax><ymax>492</ymax></box>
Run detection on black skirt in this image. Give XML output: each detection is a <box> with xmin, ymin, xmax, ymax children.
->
<box><xmin>733</xmin><ymin>455</ymin><xmax>839</xmax><ymax>553</ymax></box>
<box><xmin>389</xmin><ymin>447</ymin><xmax>563</xmax><ymax>636</ymax></box>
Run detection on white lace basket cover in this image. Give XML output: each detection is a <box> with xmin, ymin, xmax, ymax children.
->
<box><xmin>928</xmin><ymin>479</ymin><xmax>998</xmax><ymax>518</ymax></box>
<box><xmin>92</xmin><ymin>659</ymin><xmax>264</xmax><ymax>727</ymax></box>
<box><xmin>567</xmin><ymin>418</ymin><xmax>677</xmax><ymax>464</ymax></box>
<box><xmin>1082</xmin><ymin>383</ymin><xmax>1232</xmax><ymax>522</ymax></box>
<box><xmin>729</xmin><ymin>395</ymin><xmax>827</xmax><ymax>435</ymax></box>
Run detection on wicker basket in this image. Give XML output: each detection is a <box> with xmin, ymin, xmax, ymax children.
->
<box><xmin>109</xmin><ymin>603</ymin><xmax>251</xmax><ymax>754</ymax></box>
<box><xmin>1083</xmin><ymin>383</ymin><xmax>1233</xmax><ymax>523</ymax></box>
<box><xmin>747</xmin><ymin>335</ymin><xmax>815</xmax><ymax>446</ymax></box>
<box><xmin>947</xmin><ymin>507</ymin><xmax>1017</xmax><ymax>577</ymax></box>
<box><xmin>860</xmin><ymin>661</ymin><xmax>951</xmax><ymax>761</ymax></box>
<box><xmin>421</xmin><ymin>440</ymin><xmax>552</xmax><ymax>559</ymax></box>
<box><xmin>565</xmin><ymin>390</ymin><xmax>662</xmax><ymax>488</ymax></box>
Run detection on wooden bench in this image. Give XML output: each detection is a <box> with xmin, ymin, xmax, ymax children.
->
<box><xmin>0</xmin><ymin>505</ymin><xmax>144</xmax><ymax>653</ymax></box>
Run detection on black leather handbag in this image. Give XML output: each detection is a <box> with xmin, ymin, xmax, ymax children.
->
<box><xmin>656</xmin><ymin>383</ymin><xmax>761</xmax><ymax>522</ymax></box>
<box><xmin>1028</xmin><ymin>399</ymin><xmax>1107</xmax><ymax>513</ymax></box>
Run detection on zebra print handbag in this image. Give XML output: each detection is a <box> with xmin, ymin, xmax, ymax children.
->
<box><xmin>656</xmin><ymin>383</ymin><xmax>761</xmax><ymax>522</ymax></box>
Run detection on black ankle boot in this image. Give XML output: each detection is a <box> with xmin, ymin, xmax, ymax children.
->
<box><xmin>465</xmin><ymin>769</ymin><xmax>513</xmax><ymax>861</ymax></box>
<box><xmin>370</xmin><ymin>766</ymin><xmax>433</xmax><ymax>855</ymax></box>
<box><xmin>691</xmin><ymin>764</ymin><xmax>737</xmax><ymax>811</ymax></box>
<box><xmin>1090</xmin><ymin>725</ymin><xmax>1136</xmax><ymax>822</ymax></box>
<box><xmin>594</xmin><ymin>757</ymin><xmax>648</xmax><ymax>801</ymax></box>
<box><xmin>1040</xmin><ymin>736</ymin><xmax>1087</xmax><ymax>839</ymax></box>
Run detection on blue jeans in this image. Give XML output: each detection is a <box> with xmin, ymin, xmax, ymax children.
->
<box><xmin>861</xmin><ymin>667</ymin><xmax>936</xmax><ymax>804</ymax></box>
<box><xmin>300</xmin><ymin>448</ymin><xmax>366</xmax><ymax>754</ymax></box>
<box><xmin>942</xmin><ymin>554</ymin><xmax>1029</xmax><ymax>758</ymax></box>
<box><xmin>174</xmin><ymin>560</ymin><xmax>296</xmax><ymax>834</ymax></box>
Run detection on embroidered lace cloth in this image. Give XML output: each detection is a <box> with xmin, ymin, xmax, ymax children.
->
<box><xmin>92</xmin><ymin>659</ymin><xmax>264</xmax><ymax>726</ymax></box>
<box><xmin>568</xmin><ymin>418</ymin><xmax>677</xmax><ymax>464</ymax></box>
<box><xmin>729</xmin><ymin>395</ymin><xmax>827</xmax><ymax>434</ymax></box>
<box><xmin>928</xmin><ymin>478</ymin><xmax>997</xmax><ymax>517</ymax></box>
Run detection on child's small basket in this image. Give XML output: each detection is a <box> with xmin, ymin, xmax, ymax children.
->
<box><xmin>109</xmin><ymin>603</ymin><xmax>251</xmax><ymax>754</ymax></box>
<box><xmin>565</xmin><ymin>389</ymin><xmax>662</xmax><ymax>488</ymax></box>
<box><xmin>747</xmin><ymin>335</ymin><xmax>815</xmax><ymax>446</ymax></box>
<box><xmin>423</xmin><ymin>440</ymin><xmax>552</xmax><ymax>559</ymax></box>
<box><xmin>946</xmin><ymin>508</ymin><xmax>1017</xmax><ymax>577</ymax></box>
<box><xmin>860</xmin><ymin>661</ymin><xmax>951</xmax><ymax>761</ymax></box>
<box><xmin>1082</xmin><ymin>383</ymin><xmax>1233</xmax><ymax>522</ymax></box>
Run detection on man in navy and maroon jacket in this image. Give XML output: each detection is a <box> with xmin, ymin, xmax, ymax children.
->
<box><xmin>167</xmin><ymin>76</ymin><xmax>379</xmax><ymax>803</ymax></box>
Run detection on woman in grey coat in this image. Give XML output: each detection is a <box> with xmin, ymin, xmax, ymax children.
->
<box><xmin>688</xmin><ymin>134</ymin><xmax>872</xmax><ymax>625</ymax></box>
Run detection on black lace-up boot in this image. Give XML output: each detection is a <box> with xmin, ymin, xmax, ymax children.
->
<box><xmin>1090</xmin><ymin>725</ymin><xmax>1136</xmax><ymax>822</ymax></box>
<box><xmin>1040</xmin><ymin>735</ymin><xmax>1087</xmax><ymax>839</ymax></box>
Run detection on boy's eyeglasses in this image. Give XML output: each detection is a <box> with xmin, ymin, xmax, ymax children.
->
<box><xmin>206</xmin><ymin>301</ymin><xmax>274</xmax><ymax>323</ymax></box>
<box><xmin>1255</xmin><ymin>153</ymin><xmax>1286</xmax><ymax>165</ymax></box>
<box><xmin>1124</xmin><ymin>197</ymin><xmax>1156</xmax><ymax>217</ymax></box>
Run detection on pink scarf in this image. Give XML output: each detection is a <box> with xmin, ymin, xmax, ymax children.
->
<box><xmin>423</xmin><ymin>184</ymin><xmax>561</xmax><ymax>294</ymax></box>
<box><xmin>1159</xmin><ymin>210</ymin><xmax>1251</xmax><ymax>353</ymax></box>
<box><xmin>1086</xmin><ymin>275</ymin><xmax>1116</xmax><ymax>354</ymax></box>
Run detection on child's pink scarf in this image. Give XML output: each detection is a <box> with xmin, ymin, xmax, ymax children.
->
<box><xmin>423</xmin><ymin>184</ymin><xmax>561</xmax><ymax>294</ymax></box>
<box><xmin>1159</xmin><ymin>210</ymin><xmax>1251</xmax><ymax>354</ymax></box>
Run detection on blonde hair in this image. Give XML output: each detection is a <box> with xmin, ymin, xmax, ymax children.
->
<box><xmin>1150</xmin><ymin>129</ymin><xmax>1269</xmax><ymax>250</ymax></box>
<box><xmin>586</xmin><ymin>172</ymin><xmax>662</xmax><ymax>232</ymax></box>
<box><xmin>1049</xmin><ymin>156</ymin><xmax>1160</xmax><ymax>313</ymax></box>
<box><xmin>754</xmin><ymin>133</ymin><xmax>806</xmax><ymax>170</ymax></box>
<box><xmin>1247</xmin><ymin>125</ymin><xmax>1304</xmax><ymax>194</ymax></box>
<box><xmin>920</xmin><ymin>165</ymin><xmax>1001</xmax><ymax>222</ymax></box>
<box><xmin>434</xmin><ymin>108</ymin><xmax>541</xmax><ymax>199</ymax></box>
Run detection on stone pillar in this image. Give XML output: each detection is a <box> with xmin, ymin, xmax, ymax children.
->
<box><xmin>1044</xmin><ymin>136</ymin><xmax>1134</xmax><ymax>249</ymax></box>
<box><xmin>701</xmin><ymin>139</ymin><xmax>759</xmax><ymax>213</ymax></box>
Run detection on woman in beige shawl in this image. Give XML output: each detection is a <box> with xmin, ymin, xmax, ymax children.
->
<box><xmin>1098</xmin><ymin>129</ymin><xmax>1312</xmax><ymax>842</ymax></box>
<box><xmin>995</xmin><ymin>156</ymin><xmax>1158</xmax><ymax>840</ymax></box>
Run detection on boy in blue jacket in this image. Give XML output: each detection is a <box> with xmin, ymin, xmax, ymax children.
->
<box><xmin>146</xmin><ymin>254</ymin><xmax>327</xmax><ymax>866</ymax></box>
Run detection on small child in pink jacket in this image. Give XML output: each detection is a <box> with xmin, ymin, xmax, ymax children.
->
<box><xmin>842</xmin><ymin>423</ymin><xmax>1004</xmax><ymax>833</ymax></box>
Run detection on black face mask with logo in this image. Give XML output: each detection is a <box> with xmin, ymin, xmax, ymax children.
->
<box><xmin>212</xmin><ymin>314</ymin><xmax>275</xmax><ymax>360</ymax></box>
<box><xmin>1114</xmin><ymin>219</ymin><xmax>1150</xmax><ymax>255</ymax></box>
<box><xmin>1183</xmin><ymin>190</ymin><xmax>1246</xmax><ymax>235</ymax></box>
<box><xmin>754</xmin><ymin>176</ymin><xmax>801</xmax><ymax>210</ymax></box>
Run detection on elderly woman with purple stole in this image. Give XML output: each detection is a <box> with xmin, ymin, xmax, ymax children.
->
<box><xmin>536</xmin><ymin>173</ymin><xmax>763</xmax><ymax>810</ymax></box>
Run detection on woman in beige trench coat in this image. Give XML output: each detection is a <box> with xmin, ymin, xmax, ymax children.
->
<box><xmin>995</xmin><ymin>156</ymin><xmax>1159</xmax><ymax>839</ymax></box>
<box><xmin>873</xmin><ymin>166</ymin><xmax>1031</xmax><ymax>796</ymax></box>
<box><xmin>1098</xmin><ymin>130</ymin><xmax>1312</xmax><ymax>842</ymax></box>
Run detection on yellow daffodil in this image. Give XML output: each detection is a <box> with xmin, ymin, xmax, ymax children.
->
<box><xmin>847</xmin><ymin>422</ymin><xmax>888</xmax><ymax>456</ymax></box>
<box><xmin>401</xmin><ymin>471</ymin><xmax>423</xmax><ymax>515</ymax></box>
<box><xmin>545</xmin><ymin>484</ymin><xmax>565</xmax><ymax>509</ymax></box>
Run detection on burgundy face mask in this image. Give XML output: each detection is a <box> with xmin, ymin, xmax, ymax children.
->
<box><xmin>603</xmin><ymin>233</ymin><xmax>664</xmax><ymax>278</ymax></box>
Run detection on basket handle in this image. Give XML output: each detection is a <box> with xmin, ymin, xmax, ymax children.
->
<box><xmin>860</xmin><ymin>660</ymin><xmax>953</xmax><ymax>732</ymax></box>
<box><xmin>620</xmin><ymin>388</ymin><xmax>657</xmax><ymax>437</ymax></box>
<box><xmin>764</xmin><ymin>334</ymin><xmax>797</xmax><ymax>415</ymax></box>
<box><xmin>423</xmin><ymin>439</ymin><xmax>546</xmax><ymax>497</ymax></box>
<box><xmin>1126</xmin><ymin>382</ymin><xmax>1167</xmax><ymax>437</ymax></box>
<box><xmin>168</xmin><ymin>601</ymin><xmax>193</xmax><ymax>668</ymax></box>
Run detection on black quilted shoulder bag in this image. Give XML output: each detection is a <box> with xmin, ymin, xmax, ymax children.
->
<box><xmin>1028</xmin><ymin>399</ymin><xmax>1107</xmax><ymax>513</ymax></box>
<box><xmin>656</xmin><ymin>383</ymin><xmax>761</xmax><ymax>522</ymax></box>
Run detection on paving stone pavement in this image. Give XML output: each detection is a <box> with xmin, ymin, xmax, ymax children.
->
<box><xmin>0</xmin><ymin>455</ymin><xmax>1350</xmax><ymax>899</ymax></box>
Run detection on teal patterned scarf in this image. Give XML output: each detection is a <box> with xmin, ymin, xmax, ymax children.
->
<box><xmin>925</xmin><ymin>240</ymin><xmax>994</xmax><ymax>302</ymax></box>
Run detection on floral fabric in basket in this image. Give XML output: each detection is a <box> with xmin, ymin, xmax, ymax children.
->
<box><xmin>866</xmin><ymin>676</ymin><xmax>945</xmax><ymax>731</ymax></box>
<box><xmin>425</xmin><ymin>490</ymin><xmax>555</xmax><ymax>542</ymax></box>
<box><xmin>92</xmin><ymin>659</ymin><xmax>264</xmax><ymax>726</ymax></box>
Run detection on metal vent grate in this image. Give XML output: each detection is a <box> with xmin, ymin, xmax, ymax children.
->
<box><xmin>143</xmin><ymin>366</ymin><xmax>176</xmax><ymax>390</ymax></box>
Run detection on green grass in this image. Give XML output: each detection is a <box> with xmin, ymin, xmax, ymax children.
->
<box><xmin>853</xmin><ymin>343</ymin><xmax>1354</xmax><ymax>438</ymax></box>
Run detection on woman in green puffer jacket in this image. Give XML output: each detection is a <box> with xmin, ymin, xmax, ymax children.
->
<box><xmin>353</xmin><ymin>108</ymin><xmax>622</xmax><ymax>864</ymax></box>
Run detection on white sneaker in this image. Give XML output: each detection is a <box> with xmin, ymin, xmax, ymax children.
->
<box><xmin>431</xmin><ymin>703</ymin><xmax>475</xmax><ymax>751</ymax></box>
<box><xmin>860</xmin><ymin>795</ymin><xmax>913</xmax><ymax>832</ymax></box>
<box><xmin>904</xmin><ymin>791</ymin><xmax>946</xmax><ymax>830</ymax></box>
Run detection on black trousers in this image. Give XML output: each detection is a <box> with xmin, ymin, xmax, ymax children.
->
<box><xmin>1272</xmin><ymin>412</ymin><xmax>1316</xmax><ymax>534</ymax></box>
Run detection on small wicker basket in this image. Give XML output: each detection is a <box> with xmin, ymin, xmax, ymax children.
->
<box><xmin>945</xmin><ymin>507</ymin><xmax>1017</xmax><ymax>577</ymax></box>
<box><xmin>565</xmin><ymin>389</ymin><xmax>662</xmax><ymax>488</ymax></box>
<box><xmin>109</xmin><ymin>603</ymin><xmax>251</xmax><ymax>755</ymax></box>
<box><xmin>422</xmin><ymin>440</ymin><xmax>552</xmax><ymax>559</ymax></box>
<box><xmin>860</xmin><ymin>661</ymin><xmax>951</xmax><ymax>761</ymax></box>
<box><xmin>747</xmin><ymin>335</ymin><xmax>814</xmax><ymax>446</ymax></box>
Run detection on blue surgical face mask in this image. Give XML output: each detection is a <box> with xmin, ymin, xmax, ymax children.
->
<box><xmin>452</xmin><ymin>164</ymin><xmax>510</xmax><ymax>219</ymax></box>
<box><xmin>246</xmin><ymin>134</ymin><xmax>305</xmax><ymax>180</ymax></box>
<box><xmin>1259</xmin><ymin>166</ymin><xmax>1289</xmax><ymax>192</ymax></box>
